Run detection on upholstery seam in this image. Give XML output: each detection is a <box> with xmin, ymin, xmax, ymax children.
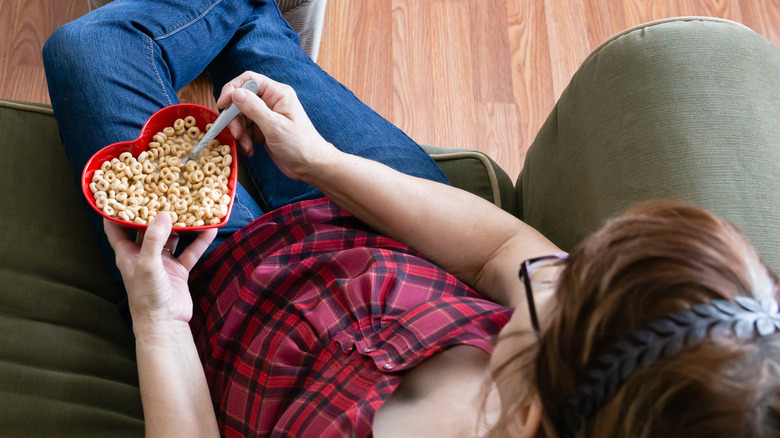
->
<box><xmin>148</xmin><ymin>36</ymin><xmax>172</xmax><ymax>106</ymax></box>
<box><xmin>0</xmin><ymin>99</ymin><xmax>54</xmax><ymax>115</ymax></box>
<box><xmin>582</xmin><ymin>16</ymin><xmax>751</xmax><ymax>66</ymax></box>
<box><xmin>429</xmin><ymin>151</ymin><xmax>502</xmax><ymax>209</ymax></box>
<box><xmin>153</xmin><ymin>0</ymin><xmax>225</xmax><ymax>41</ymax></box>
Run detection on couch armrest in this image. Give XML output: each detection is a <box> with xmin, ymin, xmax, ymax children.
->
<box><xmin>421</xmin><ymin>144</ymin><xmax>518</xmax><ymax>217</ymax></box>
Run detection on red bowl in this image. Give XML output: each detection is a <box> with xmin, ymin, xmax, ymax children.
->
<box><xmin>82</xmin><ymin>104</ymin><xmax>238</xmax><ymax>232</ymax></box>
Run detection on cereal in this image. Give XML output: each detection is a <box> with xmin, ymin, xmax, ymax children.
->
<box><xmin>91</xmin><ymin>117</ymin><xmax>232</xmax><ymax>227</ymax></box>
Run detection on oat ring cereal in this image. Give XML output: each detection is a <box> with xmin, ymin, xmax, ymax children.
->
<box><xmin>89</xmin><ymin>116</ymin><xmax>232</xmax><ymax>227</ymax></box>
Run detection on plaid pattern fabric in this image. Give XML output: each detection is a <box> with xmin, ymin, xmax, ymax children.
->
<box><xmin>189</xmin><ymin>198</ymin><xmax>513</xmax><ymax>437</ymax></box>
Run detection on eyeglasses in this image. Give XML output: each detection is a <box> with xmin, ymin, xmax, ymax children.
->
<box><xmin>519</xmin><ymin>253</ymin><xmax>569</xmax><ymax>334</ymax></box>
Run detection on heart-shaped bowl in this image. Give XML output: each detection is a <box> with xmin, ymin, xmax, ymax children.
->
<box><xmin>82</xmin><ymin>103</ymin><xmax>238</xmax><ymax>232</ymax></box>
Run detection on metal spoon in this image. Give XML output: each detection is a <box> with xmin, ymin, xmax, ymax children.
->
<box><xmin>184</xmin><ymin>79</ymin><xmax>260</xmax><ymax>164</ymax></box>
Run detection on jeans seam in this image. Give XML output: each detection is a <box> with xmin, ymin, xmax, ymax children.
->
<box><xmin>153</xmin><ymin>0</ymin><xmax>225</xmax><ymax>41</ymax></box>
<box><xmin>236</xmin><ymin>196</ymin><xmax>256</xmax><ymax>222</ymax></box>
<box><xmin>148</xmin><ymin>36</ymin><xmax>173</xmax><ymax>106</ymax></box>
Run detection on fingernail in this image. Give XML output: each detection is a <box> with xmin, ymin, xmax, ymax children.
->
<box><xmin>233</xmin><ymin>89</ymin><xmax>247</xmax><ymax>103</ymax></box>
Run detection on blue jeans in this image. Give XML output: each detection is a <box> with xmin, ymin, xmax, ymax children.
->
<box><xmin>43</xmin><ymin>0</ymin><xmax>448</xmax><ymax>321</ymax></box>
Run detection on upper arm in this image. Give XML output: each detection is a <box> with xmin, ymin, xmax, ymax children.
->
<box><xmin>472</xmin><ymin>227</ymin><xmax>562</xmax><ymax>308</ymax></box>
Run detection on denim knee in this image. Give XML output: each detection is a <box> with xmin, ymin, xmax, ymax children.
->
<box><xmin>43</xmin><ymin>21</ymin><xmax>88</xmax><ymax>78</ymax></box>
<box><xmin>43</xmin><ymin>19</ymin><xmax>126</xmax><ymax>90</ymax></box>
<box><xmin>43</xmin><ymin>14</ymin><xmax>151</xmax><ymax>84</ymax></box>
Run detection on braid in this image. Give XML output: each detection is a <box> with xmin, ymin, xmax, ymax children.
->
<box><xmin>557</xmin><ymin>297</ymin><xmax>780</xmax><ymax>436</ymax></box>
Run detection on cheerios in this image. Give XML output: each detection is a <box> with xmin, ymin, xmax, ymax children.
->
<box><xmin>90</xmin><ymin>114</ymin><xmax>233</xmax><ymax>227</ymax></box>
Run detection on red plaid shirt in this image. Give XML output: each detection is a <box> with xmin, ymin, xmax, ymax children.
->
<box><xmin>189</xmin><ymin>198</ymin><xmax>513</xmax><ymax>437</ymax></box>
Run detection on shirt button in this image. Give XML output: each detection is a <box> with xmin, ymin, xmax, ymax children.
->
<box><xmin>383</xmin><ymin>363</ymin><xmax>393</xmax><ymax>370</ymax></box>
<box><xmin>363</xmin><ymin>347</ymin><xmax>374</xmax><ymax>353</ymax></box>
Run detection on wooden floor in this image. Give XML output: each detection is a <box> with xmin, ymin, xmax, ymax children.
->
<box><xmin>2</xmin><ymin>0</ymin><xmax>779</xmax><ymax>179</ymax></box>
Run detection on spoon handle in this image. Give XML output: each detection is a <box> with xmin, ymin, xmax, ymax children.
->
<box><xmin>188</xmin><ymin>79</ymin><xmax>259</xmax><ymax>161</ymax></box>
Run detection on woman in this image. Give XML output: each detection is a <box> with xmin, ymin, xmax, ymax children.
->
<box><xmin>44</xmin><ymin>1</ymin><xmax>780</xmax><ymax>436</ymax></box>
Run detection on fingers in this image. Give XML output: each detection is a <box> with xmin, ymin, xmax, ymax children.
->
<box><xmin>105</xmin><ymin>214</ymin><xmax>213</xmax><ymax>274</ymax></box>
<box><xmin>226</xmin><ymin>118</ymin><xmax>246</xmax><ymax>145</ymax></box>
<box><xmin>177</xmin><ymin>228</ymin><xmax>218</xmax><ymax>272</ymax></box>
<box><xmin>232</xmin><ymin>118</ymin><xmax>257</xmax><ymax>156</ymax></box>
<box><xmin>249</xmin><ymin>123</ymin><xmax>266</xmax><ymax>145</ymax></box>
<box><xmin>228</xmin><ymin>119</ymin><xmax>266</xmax><ymax>157</ymax></box>
<box><xmin>135</xmin><ymin>230</ymin><xmax>145</xmax><ymax>246</ymax></box>
<box><xmin>239</xmin><ymin>135</ymin><xmax>255</xmax><ymax>156</ymax></box>
<box><xmin>218</xmin><ymin>72</ymin><xmax>307</xmax><ymax>158</ymax></box>
<box><xmin>217</xmin><ymin>71</ymin><xmax>293</xmax><ymax>116</ymax></box>
<box><xmin>164</xmin><ymin>232</ymin><xmax>180</xmax><ymax>255</ymax></box>
<box><xmin>139</xmin><ymin>212</ymin><xmax>173</xmax><ymax>261</ymax></box>
<box><xmin>105</xmin><ymin>219</ymin><xmax>141</xmax><ymax>273</ymax></box>
<box><xmin>232</xmin><ymin>88</ymin><xmax>281</xmax><ymax>134</ymax></box>
<box><xmin>125</xmin><ymin>224</ymin><xmax>177</xmax><ymax>254</ymax></box>
<box><xmin>216</xmin><ymin>71</ymin><xmax>256</xmax><ymax>109</ymax></box>
<box><xmin>217</xmin><ymin>71</ymin><xmax>273</xmax><ymax>109</ymax></box>
<box><xmin>104</xmin><ymin>218</ymin><xmax>136</xmax><ymax>254</ymax></box>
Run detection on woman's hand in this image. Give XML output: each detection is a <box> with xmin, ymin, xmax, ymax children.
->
<box><xmin>216</xmin><ymin>71</ymin><xmax>340</xmax><ymax>182</ymax></box>
<box><xmin>104</xmin><ymin>213</ymin><xmax>217</xmax><ymax>326</ymax></box>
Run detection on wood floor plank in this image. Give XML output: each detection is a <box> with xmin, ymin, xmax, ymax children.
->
<box><xmin>5</xmin><ymin>65</ymin><xmax>48</xmax><ymax>104</ymax></box>
<box><xmin>318</xmin><ymin>0</ymin><xmax>393</xmax><ymax>118</ymax></box>
<box><xmin>390</xmin><ymin>0</ymin><xmax>436</xmax><ymax>144</ymax></box>
<box><xmin>475</xmin><ymin>102</ymin><xmax>523</xmax><ymax>178</ymax></box>
<box><xmin>176</xmin><ymin>75</ymin><xmax>215</xmax><ymax>111</ymax></box>
<box><xmin>736</xmin><ymin>0</ymin><xmax>762</xmax><ymax>36</ymax></box>
<box><xmin>430</xmin><ymin>1</ymin><xmax>477</xmax><ymax>149</ymax></box>
<box><xmin>544</xmin><ymin>0</ymin><xmax>592</xmax><ymax>100</ymax></box>
<box><xmin>469</xmin><ymin>0</ymin><xmax>514</xmax><ymax>104</ymax></box>
<box><xmin>505</xmin><ymin>0</ymin><xmax>555</xmax><ymax>178</ymax></box>
<box><xmin>0</xmin><ymin>0</ymin><xmax>14</xmax><ymax>75</ymax></box>
<box><xmin>0</xmin><ymin>0</ymin><xmax>87</xmax><ymax>104</ymax></box>
<box><xmin>583</xmin><ymin>0</ymin><xmax>628</xmax><ymax>47</ymax></box>
<box><xmin>754</xmin><ymin>0</ymin><xmax>780</xmax><ymax>44</ymax></box>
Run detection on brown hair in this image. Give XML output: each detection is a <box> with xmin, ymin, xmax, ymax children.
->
<box><xmin>492</xmin><ymin>200</ymin><xmax>780</xmax><ymax>437</ymax></box>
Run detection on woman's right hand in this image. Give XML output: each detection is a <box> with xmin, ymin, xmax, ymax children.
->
<box><xmin>216</xmin><ymin>72</ymin><xmax>340</xmax><ymax>182</ymax></box>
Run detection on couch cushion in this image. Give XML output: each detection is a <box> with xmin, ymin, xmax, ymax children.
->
<box><xmin>0</xmin><ymin>100</ymin><xmax>143</xmax><ymax>437</ymax></box>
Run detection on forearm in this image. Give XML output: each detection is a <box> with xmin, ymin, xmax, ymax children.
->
<box><xmin>303</xmin><ymin>148</ymin><xmax>558</xmax><ymax>306</ymax></box>
<box><xmin>134</xmin><ymin>321</ymin><xmax>220</xmax><ymax>438</ymax></box>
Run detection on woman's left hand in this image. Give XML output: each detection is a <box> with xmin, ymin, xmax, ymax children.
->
<box><xmin>104</xmin><ymin>213</ymin><xmax>217</xmax><ymax>326</ymax></box>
